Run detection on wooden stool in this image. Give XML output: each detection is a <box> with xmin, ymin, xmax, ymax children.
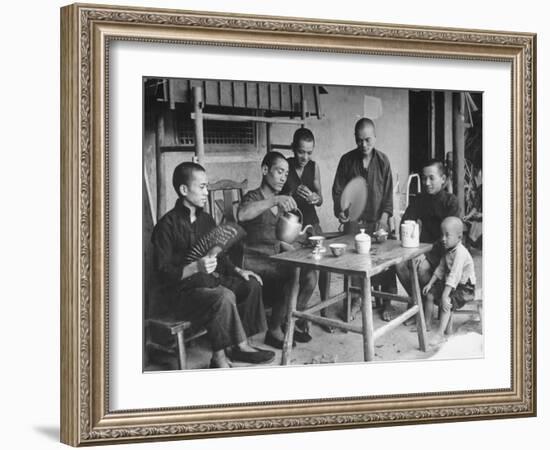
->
<box><xmin>145</xmin><ymin>318</ymin><xmax>207</xmax><ymax>370</ymax></box>
<box><xmin>445</xmin><ymin>299</ymin><xmax>483</xmax><ymax>334</ymax></box>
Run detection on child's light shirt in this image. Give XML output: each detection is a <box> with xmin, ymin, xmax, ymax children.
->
<box><xmin>433</xmin><ymin>242</ymin><xmax>476</xmax><ymax>289</ymax></box>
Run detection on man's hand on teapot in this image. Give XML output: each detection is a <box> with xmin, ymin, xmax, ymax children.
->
<box><xmin>234</xmin><ymin>267</ymin><xmax>263</xmax><ymax>285</ymax></box>
<box><xmin>274</xmin><ymin>195</ymin><xmax>297</xmax><ymax>212</ymax></box>
<box><xmin>197</xmin><ymin>255</ymin><xmax>217</xmax><ymax>274</ymax></box>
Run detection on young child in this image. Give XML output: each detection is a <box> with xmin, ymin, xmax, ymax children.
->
<box><xmin>396</xmin><ymin>159</ymin><xmax>460</xmax><ymax>300</ymax></box>
<box><xmin>422</xmin><ymin>216</ymin><xmax>477</xmax><ymax>345</ymax></box>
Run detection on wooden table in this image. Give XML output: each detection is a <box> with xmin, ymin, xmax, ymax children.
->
<box><xmin>271</xmin><ymin>236</ymin><xmax>433</xmax><ymax>364</ymax></box>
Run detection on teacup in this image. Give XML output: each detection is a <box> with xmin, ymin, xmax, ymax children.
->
<box><xmin>329</xmin><ymin>243</ymin><xmax>347</xmax><ymax>257</ymax></box>
<box><xmin>308</xmin><ymin>235</ymin><xmax>325</xmax><ymax>247</ymax></box>
<box><xmin>373</xmin><ymin>229</ymin><xmax>388</xmax><ymax>243</ymax></box>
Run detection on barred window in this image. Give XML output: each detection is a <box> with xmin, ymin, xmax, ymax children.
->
<box><xmin>177</xmin><ymin>119</ymin><xmax>255</xmax><ymax>146</ymax></box>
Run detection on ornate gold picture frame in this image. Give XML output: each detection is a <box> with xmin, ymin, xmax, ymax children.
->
<box><xmin>60</xmin><ymin>3</ymin><xmax>536</xmax><ymax>446</ymax></box>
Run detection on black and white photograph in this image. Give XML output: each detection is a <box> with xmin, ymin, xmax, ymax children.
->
<box><xmin>142</xmin><ymin>77</ymin><xmax>483</xmax><ymax>372</ymax></box>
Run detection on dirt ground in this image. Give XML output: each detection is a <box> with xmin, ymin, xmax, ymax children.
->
<box><xmin>145</xmin><ymin>247</ymin><xmax>483</xmax><ymax>372</ymax></box>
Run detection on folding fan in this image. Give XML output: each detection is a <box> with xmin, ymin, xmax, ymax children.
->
<box><xmin>182</xmin><ymin>222</ymin><xmax>246</xmax><ymax>265</ymax></box>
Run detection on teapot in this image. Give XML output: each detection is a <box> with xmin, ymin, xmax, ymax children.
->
<box><xmin>401</xmin><ymin>220</ymin><xmax>419</xmax><ymax>248</ymax></box>
<box><xmin>276</xmin><ymin>210</ymin><xmax>313</xmax><ymax>244</ymax></box>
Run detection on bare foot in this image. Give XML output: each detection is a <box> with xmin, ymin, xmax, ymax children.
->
<box><xmin>429</xmin><ymin>334</ymin><xmax>448</xmax><ymax>347</ymax></box>
<box><xmin>269</xmin><ymin>328</ymin><xmax>285</xmax><ymax>341</ymax></box>
<box><xmin>349</xmin><ymin>297</ymin><xmax>361</xmax><ymax>321</ymax></box>
<box><xmin>320</xmin><ymin>324</ymin><xmax>336</xmax><ymax>334</ymax></box>
<box><xmin>209</xmin><ymin>354</ymin><xmax>232</xmax><ymax>369</ymax></box>
<box><xmin>381</xmin><ymin>305</ymin><xmax>397</xmax><ymax>322</ymax></box>
<box><xmin>237</xmin><ymin>342</ymin><xmax>260</xmax><ymax>353</ymax></box>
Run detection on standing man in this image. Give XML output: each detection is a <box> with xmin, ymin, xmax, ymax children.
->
<box><xmin>332</xmin><ymin>117</ymin><xmax>397</xmax><ymax>321</ymax></box>
<box><xmin>151</xmin><ymin>162</ymin><xmax>275</xmax><ymax>369</ymax></box>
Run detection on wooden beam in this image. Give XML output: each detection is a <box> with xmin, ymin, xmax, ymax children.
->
<box><xmin>192</xmin><ymin>86</ymin><xmax>205</xmax><ymax>164</ymax></box>
<box><xmin>270</xmin><ymin>143</ymin><xmax>293</xmax><ymax>151</ymax></box>
<box><xmin>266</xmin><ymin>122</ymin><xmax>272</xmax><ymax>152</ymax></box>
<box><xmin>373</xmin><ymin>305</ymin><xmax>419</xmax><ymax>340</ymax></box>
<box><xmin>453</xmin><ymin>92</ymin><xmax>466</xmax><ymax>216</ymax></box>
<box><xmin>191</xmin><ymin>112</ymin><xmax>305</xmax><ymax>125</ymax></box>
<box><xmin>155</xmin><ymin>114</ymin><xmax>165</xmax><ymax>221</ymax></box>
<box><xmin>168</xmin><ymin>79</ymin><xmax>176</xmax><ymax>110</ymax></box>
<box><xmin>302</xmin><ymin>292</ymin><xmax>347</xmax><ymax>315</ymax></box>
<box><xmin>293</xmin><ymin>311</ymin><xmax>362</xmax><ymax>334</ymax></box>
<box><xmin>444</xmin><ymin>91</ymin><xmax>454</xmax><ymax>193</ymax></box>
<box><xmin>371</xmin><ymin>290</ymin><xmax>411</xmax><ymax>304</ymax></box>
<box><xmin>159</xmin><ymin>145</ymin><xmax>196</xmax><ymax>153</ymax></box>
<box><xmin>430</xmin><ymin>91</ymin><xmax>436</xmax><ymax>158</ymax></box>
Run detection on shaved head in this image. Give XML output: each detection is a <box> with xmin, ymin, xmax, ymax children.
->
<box><xmin>354</xmin><ymin>117</ymin><xmax>376</xmax><ymax>136</ymax></box>
<box><xmin>441</xmin><ymin>216</ymin><xmax>463</xmax><ymax>235</ymax></box>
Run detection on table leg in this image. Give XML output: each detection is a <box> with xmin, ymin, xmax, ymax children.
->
<box><xmin>344</xmin><ymin>275</ymin><xmax>352</xmax><ymax>323</ymax></box>
<box><xmin>175</xmin><ymin>329</ymin><xmax>186</xmax><ymax>370</ymax></box>
<box><xmin>319</xmin><ymin>270</ymin><xmax>330</xmax><ymax>319</ymax></box>
<box><xmin>361</xmin><ymin>276</ymin><xmax>375</xmax><ymax>361</ymax></box>
<box><xmin>409</xmin><ymin>257</ymin><xmax>428</xmax><ymax>352</ymax></box>
<box><xmin>281</xmin><ymin>267</ymin><xmax>301</xmax><ymax>365</ymax></box>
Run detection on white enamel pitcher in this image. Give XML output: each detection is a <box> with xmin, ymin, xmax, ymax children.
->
<box><xmin>401</xmin><ymin>220</ymin><xmax>419</xmax><ymax>248</ymax></box>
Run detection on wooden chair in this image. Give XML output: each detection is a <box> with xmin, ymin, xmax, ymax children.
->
<box><xmin>208</xmin><ymin>179</ymin><xmax>248</xmax><ymax>265</ymax></box>
<box><xmin>208</xmin><ymin>179</ymin><xmax>248</xmax><ymax>224</ymax></box>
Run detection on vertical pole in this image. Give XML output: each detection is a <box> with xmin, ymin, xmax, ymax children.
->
<box><xmin>281</xmin><ymin>267</ymin><xmax>301</xmax><ymax>365</ymax></box>
<box><xmin>193</xmin><ymin>86</ymin><xmax>205</xmax><ymax>165</ymax></box>
<box><xmin>430</xmin><ymin>91</ymin><xmax>436</xmax><ymax>159</ymax></box>
<box><xmin>444</xmin><ymin>91</ymin><xmax>453</xmax><ymax>156</ymax></box>
<box><xmin>361</xmin><ymin>276</ymin><xmax>375</xmax><ymax>361</ymax></box>
<box><xmin>266</xmin><ymin>122</ymin><xmax>272</xmax><ymax>153</ymax></box>
<box><xmin>155</xmin><ymin>114</ymin><xmax>165</xmax><ymax>221</ymax></box>
<box><xmin>168</xmin><ymin>79</ymin><xmax>176</xmax><ymax>110</ymax></box>
<box><xmin>453</xmin><ymin>92</ymin><xmax>465</xmax><ymax>216</ymax></box>
<box><xmin>313</xmin><ymin>85</ymin><xmax>322</xmax><ymax>119</ymax></box>
<box><xmin>444</xmin><ymin>91</ymin><xmax>454</xmax><ymax>193</ymax></box>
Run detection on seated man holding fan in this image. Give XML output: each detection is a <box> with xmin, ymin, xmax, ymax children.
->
<box><xmin>151</xmin><ymin>162</ymin><xmax>275</xmax><ymax>369</ymax></box>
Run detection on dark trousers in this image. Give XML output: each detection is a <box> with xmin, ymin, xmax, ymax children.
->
<box><xmin>171</xmin><ymin>275</ymin><xmax>267</xmax><ymax>351</ymax></box>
